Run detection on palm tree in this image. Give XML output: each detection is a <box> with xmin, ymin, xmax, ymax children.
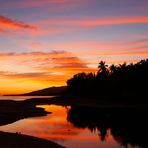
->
<box><xmin>119</xmin><ymin>62</ymin><xmax>127</xmax><ymax>70</ymax></box>
<box><xmin>97</xmin><ymin>61</ymin><xmax>109</xmax><ymax>79</ymax></box>
<box><xmin>110</xmin><ymin>64</ymin><xmax>117</xmax><ymax>73</ymax></box>
<box><xmin>98</xmin><ymin>61</ymin><xmax>108</xmax><ymax>72</ymax></box>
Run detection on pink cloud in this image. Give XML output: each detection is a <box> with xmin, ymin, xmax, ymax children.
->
<box><xmin>37</xmin><ymin>16</ymin><xmax>148</xmax><ymax>27</ymax></box>
<box><xmin>29</xmin><ymin>27</ymin><xmax>74</xmax><ymax>37</ymax></box>
<box><xmin>8</xmin><ymin>0</ymin><xmax>91</xmax><ymax>9</ymax></box>
<box><xmin>28</xmin><ymin>39</ymin><xmax>148</xmax><ymax>55</ymax></box>
<box><xmin>2</xmin><ymin>15</ymin><xmax>147</xmax><ymax>37</ymax></box>
<box><xmin>0</xmin><ymin>15</ymin><xmax>36</xmax><ymax>33</ymax></box>
<box><xmin>27</xmin><ymin>16</ymin><xmax>148</xmax><ymax>36</ymax></box>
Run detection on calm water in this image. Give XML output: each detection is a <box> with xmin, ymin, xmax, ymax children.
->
<box><xmin>0</xmin><ymin>95</ymin><xmax>54</xmax><ymax>101</ymax></box>
<box><xmin>0</xmin><ymin>105</ymin><xmax>121</xmax><ymax>148</ymax></box>
<box><xmin>0</xmin><ymin>97</ymin><xmax>147</xmax><ymax>148</ymax></box>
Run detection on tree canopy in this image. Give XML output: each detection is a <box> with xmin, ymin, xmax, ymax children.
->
<box><xmin>67</xmin><ymin>59</ymin><xmax>148</xmax><ymax>101</ymax></box>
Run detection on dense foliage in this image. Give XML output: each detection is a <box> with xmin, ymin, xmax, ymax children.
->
<box><xmin>67</xmin><ymin>59</ymin><xmax>148</xmax><ymax>100</ymax></box>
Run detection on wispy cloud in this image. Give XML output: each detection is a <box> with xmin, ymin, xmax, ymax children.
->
<box><xmin>2</xmin><ymin>0</ymin><xmax>90</xmax><ymax>9</ymax></box>
<box><xmin>0</xmin><ymin>15</ymin><xmax>36</xmax><ymax>33</ymax></box>
<box><xmin>0</xmin><ymin>51</ymin><xmax>91</xmax><ymax>74</ymax></box>
<box><xmin>0</xmin><ymin>49</ymin><xmax>147</xmax><ymax>94</ymax></box>
<box><xmin>52</xmin><ymin>57</ymin><xmax>87</xmax><ymax>68</ymax></box>
<box><xmin>28</xmin><ymin>39</ymin><xmax>148</xmax><ymax>56</ymax></box>
<box><xmin>0</xmin><ymin>50</ymin><xmax>95</xmax><ymax>94</ymax></box>
<box><xmin>30</xmin><ymin>16</ymin><xmax>148</xmax><ymax>36</ymax></box>
<box><xmin>2</xmin><ymin>15</ymin><xmax>147</xmax><ymax>36</ymax></box>
<box><xmin>37</xmin><ymin>16</ymin><xmax>148</xmax><ymax>27</ymax></box>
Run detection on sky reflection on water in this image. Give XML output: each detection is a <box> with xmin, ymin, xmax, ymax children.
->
<box><xmin>0</xmin><ymin>105</ymin><xmax>122</xmax><ymax>148</ymax></box>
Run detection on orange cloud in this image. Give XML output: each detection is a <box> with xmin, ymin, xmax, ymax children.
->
<box><xmin>51</xmin><ymin>57</ymin><xmax>87</xmax><ymax>68</ymax></box>
<box><xmin>0</xmin><ymin>51</ymin><xmax>96</xmax><ymax>76</ymax></box>
<box><xmin>0</xmin><ymin>51</ymin><xmax>95</xmax><ymax>94</ymax></box>
<box><xmin>0</xmin><ymin>49</ymin><xmax>147</xmax><ymax>94</ymax></box>
<box><xmin>0</xmin><ymin>15</ymin><xmax>36</xmax><ymax>32</ymax></box>
<box><xmin>0</xmin><ymin>28</ymin><xmax>5</xmax><ymax>33</ymax></box>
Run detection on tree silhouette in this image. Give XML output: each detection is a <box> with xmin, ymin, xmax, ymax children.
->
<box><xmin>110</xmin><ymin>64</ymin><xmax>117</xmax><ymax>73</ymax></box>
<box><xmin>66</xmin><ymin>59</ymin><xmax>148</xmax><ymax>101</ymax></box>
<box><xmin>98</xmin><ymin>61</ymin><xmax>108</xmax><ymax>72</ymax></box>
<box><xmin>97</xmin><ymin>61</ymin><xmax>109</xmax><ymax>79</ymax></box>
<box><xmin>67</xmin><ymin>106</ymin><xmax>148</xmax><ymax>147</ymax></box>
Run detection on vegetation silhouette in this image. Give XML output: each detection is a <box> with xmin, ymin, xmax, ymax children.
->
<box><xmin>0</xmin><ymin>131</ymin><xmax>65</xmax><ymax>148</ymax></box>
<box><xmin>0</xmin><ymin>100</ymin><xmax>49</xmax><ymax>126</ymax></box>
<box><xmin>67</xmin><ymin>106</ymin><xmax>148</xmax><ymax>147</ymax></box>
<box><xmin>67</xmin><ymin>59</ymin><xmax>148</xmax><ymax>102</ymax></box>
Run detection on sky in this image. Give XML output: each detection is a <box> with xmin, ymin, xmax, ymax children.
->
<box><xmin>0</xmin><ymin>0</ymin><xmax>148</xmax><ymax>94</ymax></box>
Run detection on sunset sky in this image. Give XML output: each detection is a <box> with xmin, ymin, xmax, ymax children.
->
<box><xmin>0</xmin><ymin>0</ymin><xmax>148</xmax><ymax>94</ymax></box>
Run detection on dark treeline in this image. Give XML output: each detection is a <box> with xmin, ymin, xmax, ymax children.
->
<box><xmin>67</xmin><ymin>59</ymin><xmax>148</xmax><ymax>101</ymax></box>
<box><xmin>67</xmin><ymin>106</ymin><xmax>148</xmax><ymax>148</ymax></box>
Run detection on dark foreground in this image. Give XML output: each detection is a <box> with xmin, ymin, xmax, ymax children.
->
<box><xmin>0</xmin><ymin>131</ymin><xmax>65</xmax><ymax>148</ymax></box>
<box><xmin>0</xmin><ymin>96</ymin><xmax>148</xmax><ymax>127</ymax></box>
<box><xmin>0</xmin><ymin>96</ymin><xmax>148</xmax><ymax>148</ymax></box>
<box><xmin>0</xmin><ymin>99</ymin><xmax>50</xmax><ymax>126</ymax></box>
<box><xmin>0</xmin><ymin>98</ymin><xmax>65</xmax><ymax>148</ymax></box>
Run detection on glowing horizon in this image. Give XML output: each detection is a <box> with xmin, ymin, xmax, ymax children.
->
<box><xmin>0</xmin><ymin>0</ymin><xmax>148</xmax><ymax>94</ymax></box>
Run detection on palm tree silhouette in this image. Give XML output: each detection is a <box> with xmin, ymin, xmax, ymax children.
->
<box><xmin>97</xmin><ymin>61</ymin><xmax>109</xmax><ymax>79</ymax></box>
<box><xmin>98</xmin><ymin>61</ymin><xmax>108</xmax><ymax>72</ymax></box>
<box><xmin>110</xmin><ymin>64</ymin><xmax>117</xmax><ymax>73</ymax></box>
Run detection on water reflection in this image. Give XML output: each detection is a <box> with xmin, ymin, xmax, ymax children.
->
<box><xmin>0</xmin><ymin>105</ymin><xmax>120</xmax><ymax>148</ymax></box>
<box><xmin>67</xmin><ymin>106</ymin><xmax>148</xmax><ymax>148</ymax></box>
<box><xmin>0</xmin><ymin>104</ymin><xmax>147</xmax><ymax>148</ymax></box>
<box><xmin>0</xmin><ymin>96</ymin><xmax>54</xmax><ymax>101</ymax></box>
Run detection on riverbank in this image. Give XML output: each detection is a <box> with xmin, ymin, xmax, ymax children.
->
<box><xmin>0</xmin><ymin>99</ymin><xmax>50</xmax><ymax>126</ymax></box>
<box><xmin>0</xmin><ymin>99</ymin><xmax>65</xmax><ymax>147</ymax></box>
<box><xmin>24</xmin><ymin>95</ymin><xmax>148</xmax><ymax>108</ymax></box>
<box><xmin>0</xmin><ymin>96</ymin><xmax>148</xmax><ymax>148</ymax></box>
<box><xmin>0</xmin><ymin>95</ymin><xmax>148</xmax><ymax>126</ymax></box>
<box><xmin>0</xmin><ymin>131</ymin><xmax>65</xmax><ymax>148</ymax></box>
